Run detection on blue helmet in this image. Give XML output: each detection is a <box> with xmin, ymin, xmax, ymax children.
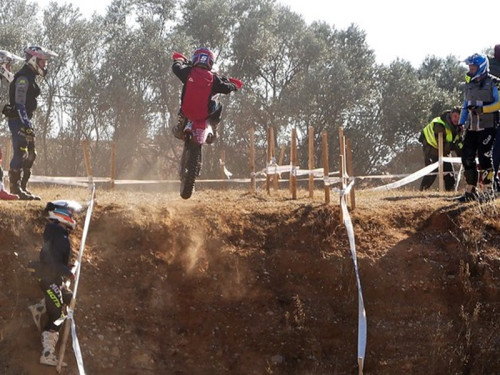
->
<box><xmin>464</xmin><ymin>53</ymin><xmax>489</xmax><ymax>81</ymax></box>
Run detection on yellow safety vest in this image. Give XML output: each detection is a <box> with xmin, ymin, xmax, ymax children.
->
<box><xmin>422</xmin><ymin>117</ymin><xmax>453</xmax><ymax>149</ymax></box>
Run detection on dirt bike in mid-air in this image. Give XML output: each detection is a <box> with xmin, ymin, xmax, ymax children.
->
<box><xmin>174</xmin><ymin>52</ymin><xmax>243</xmax><ymax>199</ymax></box>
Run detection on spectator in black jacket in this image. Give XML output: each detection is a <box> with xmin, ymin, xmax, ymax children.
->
<box><xmin>7</xmin><ymin>46</ymin><xmax>57</xmax><ymax>200</ymax></box>
<box><xmin>0</xmin><ymin>50</ymin><xmax>23</xmax><ymax>200</ymax></box>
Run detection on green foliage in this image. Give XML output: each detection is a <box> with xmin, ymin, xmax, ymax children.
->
<box><xmin>0</xmin><ymin>0</ymin><xmax>472</xmax><ymax>179</ymax></box>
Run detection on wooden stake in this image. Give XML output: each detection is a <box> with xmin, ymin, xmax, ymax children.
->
<box><xmin>110</xmin><ymin>142</ymin><xmax>116</xmax><ymax>189</ymax></box>
<box><xmin>266</xmin><ymin>127</ymin><xmax>271</xmax><ymax>194</ymax></box>
<box><xmin>322</xmin><ymin>131</ymin><xmax>330</xmax><ymax>204</ymax></box>
<box><xmin>82</xmin><ymin>140</ymin><xmax>93</xmax><ymax>186</ymax></box>
<box><xmin>291</xmin><ymin>128</ymin><xmax>297</xmax><ymax>199</ymax></box>
<box><xmin>346</xmin><ymin>138</ymin><xmax>356</xmax><ymax>210</ymax></box>
<box><xmin>270</xmin><ymin>128</ymin><xmax>278</xmax><ymax>191</ymax></box>
<box><xmin>308</xmin><ymin>126</ymin><xmax>314</xmax><ymax>198</ymax></box>
<box><xmin>56</xmin><ymin>298</ymin><xmax>75</xmax><ymax>373</ymax></box>
<box><xmin>438</xmin><ymin>132</ymin><xmax>444</xmax><ymax>192</ymax></box>
<box><xmin>339</xmin><ymin>153</ymin><xmax>344</xmax><ymax>222</ymax></box>
<box><xmin>339</xmin><ymin>127</ymin><xmax>346</xmax><ymax>188</ymax></box>
<box><xmin>250</xmin><ymin>127</ymin><xmax>255</xmax><ymax>193</ymax></box>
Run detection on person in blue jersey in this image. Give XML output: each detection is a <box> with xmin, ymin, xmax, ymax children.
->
<box><xmin>456</xmin><ymin>53</ymin><xmax>500</xmax><ymax>202</ymax></box>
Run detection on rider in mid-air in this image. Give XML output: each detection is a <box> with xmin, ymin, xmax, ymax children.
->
<box><xmin>171</xmin><ymin>48</ymin><xmax>239</xmax><ymax>143</ymax></box>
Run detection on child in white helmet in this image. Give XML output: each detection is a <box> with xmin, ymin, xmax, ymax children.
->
<box><xmin>28</xmin><ymin>200</ymin><xmax>81</xmax><ymax>366</ymax></box>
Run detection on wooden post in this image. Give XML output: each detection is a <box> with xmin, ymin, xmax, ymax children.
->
<box><xmin>82</xmin><ymin>140</ymin><xmax>93</xmax><ymax>185</ymax></box>
<box><xmin>277</xmin><ymin>143</ymin><xmax>286</xmax><ymax>191</ymax></box>
<box><xmin>56</xmin><ymin>297</ymin><xmax>75</xmax><ymax>373</ymax></box>
<box><xmin>110</xmin><ymin>142</ymin><xmax>116</xmax><ymax>189</ymax></box>
<box><xmin>339</xmin><ymin>127</ymin><xmax>346</xmax><ymax>187</ymax></box>
<box><xmin>250</xmin><ymin>127</ymin><xmax>256</xmax><ymax>193</ymax></box>
<box><xmin>278</xmin><ymin>144</ymin><xmax>286</xmax><ymax>166</ymax></box>
<box><xmin>339</xmin><ymin>153</ymin><xmax>345</xmax><ymax>222</ymax></box>
<box><xmin>322</xmin><ymin>131</ymin><xmax>330</xmax><ymax>204</ymax></box>
<box><xmin>438</xmin><ymin>132</ymin><xmax>444</xmax><ymax>192</ymax></box>
<box><xmin>270</xmin><ymin>128</ymin><xmax>278</xmax><ymax>191</ymax></box>
<box><xmin>346</xmin><ymin>138</ymin><xmax>356</xmax><ymax>210</ymax></box>
<box><xmin>291</xmin><ymin>128</ymin><xmax>297</xmax><ymax>199</ymax></box>
<box><xmin>308</xmin><ymin>126</ymin><xmax>314</xmax><ymax>198</ymax></box>
<box><xmin>266</xmin><ymin>128</ymin><xmax>271</xmax><ymax>194</ymax></box>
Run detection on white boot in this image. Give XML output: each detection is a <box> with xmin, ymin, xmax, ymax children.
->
<box><xmin>28</xmin><ymin>298</ymin><xmax>46</xmax><ymax>331</ymax></box>
<box><xmin>40</xmin><ymin>330</ymin><xmax>66</xmax><ymax>367</ymax></box>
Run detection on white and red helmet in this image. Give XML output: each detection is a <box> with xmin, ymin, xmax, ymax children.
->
<box><xmin>25</xmin><ymin>45</ymin><xmax>58</xmax><ymax>77</ymax></box>
<box><xmin>46</xmin><ymin>200</ymin><xmax>82</xmax><ymax>230</ymax></box>
<box><xmin>0</xmin><ymin>50</ymin><xmax>23</xmax><ymax>82</ymax></box>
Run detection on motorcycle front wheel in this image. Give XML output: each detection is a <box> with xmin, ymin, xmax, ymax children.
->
<box><xmin>179</xmin><ymin>138</ymin><xmax>202</xmax><ymax>199</ymax></box>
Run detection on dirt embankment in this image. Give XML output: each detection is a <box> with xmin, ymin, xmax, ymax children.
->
<box><xmin>1</xmin><ymin>188</ymin><xmax>500</xmax><ymax>375</ymax></box>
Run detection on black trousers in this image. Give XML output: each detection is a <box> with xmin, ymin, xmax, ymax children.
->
<box><xmin>461</xmin><ymin>128</ymin><xmax>496</xmax><ymax>187</ymax></box>
<box><xmin>420</xmin><ymin>144</ymin><xmax>455</xmax><ymax>191</ymax></box>
<box><xmin>39</xmin><ymin>277</ymin><xmax>72</xmax><ymax>332</ymax></box>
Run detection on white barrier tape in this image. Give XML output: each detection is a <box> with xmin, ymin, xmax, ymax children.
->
<box><xmin>58</xmin><ymin>184</ymin><xmax>95</xmax><ymax>373</ymax></box>
<box><xmin>367</xmin><ymin>156</ymin><xmax>466</xmax><ymax>192</ymax></box>
<box><xmin>73</xmin><ymin>185</ymin><xmax>95</xmax><ymax>299</ymax></box>
<box><xmin>30</xmin><ymin>175</ymin><xmax>91</xmax><ymax>187</ymax></box>
<box><xmin>265</xmin><ymin>164</ymin><xmax>294</xmax><ymax>175</ymax></box>
<box><xmin>442</xmin><ymin>156</ymin><xmax>462</xmax><ymax>163</ymax></box>
<box><xmin>323</xmin><ymin>176</ymin><xmax>342</xmax><ymax>186</ymax></box>
<box><xmin>367</xmin><ymin>162</ymin><xmax>440</xmax><ymax>192</ymax></box>
<box><xmin>295</xmin><ymin>167</ymin><xmax>325</xmax><ymax>177</ymax></box>
<box><xmin>339</xmin><ymin>180</ymin><xmax>366</xmax><ymax>373</ymax></box>
<box><xmin>68</xmin><ymin>309</ymin><xmax>85</xmax><ymax>374</ymax></box>
<box><xmin>224</xmin><ymin>166</ymin><xmax>233</xmax><ymax>179</ymax></box>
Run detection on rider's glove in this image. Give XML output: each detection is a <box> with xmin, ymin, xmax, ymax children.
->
<box><xmin>467</xmin><ymin>105</ymin><xmax>483</xmax><ymax>114</ymax></box>
<box><xmin>173</xmin><ymin>52</ymin><xmax>188</xmax><ymax>62</ymax></box>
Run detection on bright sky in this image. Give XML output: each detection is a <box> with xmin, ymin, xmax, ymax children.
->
<box><xmin>34</xmin><ymin>0</ymin><xmax>498</xmax><ymax>67</ymax></box>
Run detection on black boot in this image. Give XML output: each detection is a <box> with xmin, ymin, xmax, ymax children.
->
<box><xmin>172</xmin><ymin>112</ymin><xmax>187</xmax><ymax>140</ymax></box>
<box><xmin>9</xmin><ymin>169</ymin><xmax>34</xmax><ymax>200</ymax></box>
<box><xmin>21</xmin><ymin>168</ymin><xmax>41</xmax><ymax>200</ymax></box>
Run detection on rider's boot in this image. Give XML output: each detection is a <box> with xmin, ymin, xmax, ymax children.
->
<box><xmin>21</xmin><ymin>168</ymin><xmax>41</xmax><ymax>200</ymax></box>
<box><xmin>9</xmin><ymin>169</ymin><xmax>33</xmax><ymax>200</ymax></box>
<box><xmin>172</xmin><ymin>112</ymin><xmax>187</xmax><ymax>140</ymax></box>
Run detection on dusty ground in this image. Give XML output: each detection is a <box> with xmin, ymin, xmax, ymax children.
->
<box><xmin>1</xmin><ymin>187</ymin><xmax>500</xmax><ymax>375</ymax></box>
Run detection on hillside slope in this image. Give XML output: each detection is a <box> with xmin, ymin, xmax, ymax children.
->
<box><xmin>1</xmin><ymin>188</ymin><xmax>500</xmax><ymax>375</ymax></box>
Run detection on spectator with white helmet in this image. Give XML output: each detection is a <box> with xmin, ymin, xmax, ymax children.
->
<box><xmin>6</xmin><ymin>45</ymin><xmax>57</xmax><ymax>200</ymax></box>
<box><xmin>28</xmin><ymin>200</ymin><xmax>82</xmax><ymax>367</ymax></box>
<box><xmin>456</xmin><ymin>53</ymin><xmax>500</xmax><ymax>202</ymax></box>
<box><xmin>171</xmin><ymin>47</ymin><xmax>240</xmax><ymax>142</ymax></box>
<box><xmin>0</xmin><ymin>50</ymin><xmax>23</xmax><ymax>200</ymax></box>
